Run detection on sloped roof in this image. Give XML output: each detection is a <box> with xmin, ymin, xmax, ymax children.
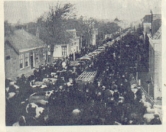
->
<box><xmin>55</xmin><ymin>29</ymin><xmax>78</xmax><ymax>45</ymax></box>
<box><xmin>143</xmin><ymin>15</ymin><xmax>152</xmax><ymax>23</ymax></box>
<box><xmin>153</xmin><ymin>14</ymin><xmax>161</xmax><ymax>21</ymax></box>
<box><xmin>5</xmin><ymin>29</ymin><xmax>46</xmax><ymax>53</ymax></box>
<box><xmin>153</xmin><ymin>27</ymin><xmax>161</xmax><ymax>39</ymax></box>
<box><xmin>143</xmin><ymin>14</ymin><xmax>161</xmax><ymax>23</ymax></box>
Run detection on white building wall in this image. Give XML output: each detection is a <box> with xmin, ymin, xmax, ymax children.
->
<box><xmin>69</xmin><ymin>37</ymin><xmax>80</xmax><ymax>54</ymax></box>
<box><xmin>92</xmin><ymin>34</ymin><xmax>96</xmax><ymax>46</ymax></box>
<box><xmin>53</xmin><ymin>45</ymin><xmax>62</xmax><ymax>58</ymax></box>
<box><xmin>53</xmin><ymin>44</ymin><xmax>72</xmax><ymax>58</ymax></box>
<box><xmin>143</xmin><ymin>23</ymin><xmax>151</xmax><ymax>34</ymax></box>
<box><xmin>148</xmin><ymin>36</ymin><xmax>162</xmax><ymax>100</ymax></box>
<box><xmin>53</xmin><ymin>29</ymin><xmax>80</xmax><ymax>58</ymax></box>
<box><xmin>154</xmin><ymin>41</ymin><xmax>162</xmax><ymax>99</ymax></box>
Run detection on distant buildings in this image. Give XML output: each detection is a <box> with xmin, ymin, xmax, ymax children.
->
<box><xmin>5</xmin><ymin>29</ymin><xmax>47</xmax><ymax>80</ymax></box>
<box><xmin>82</xmin><ymin>19</ymin><xmax>98</xmax><ymax>46</ymax></box>
<box><xmin>114</xmin><ymin>18</ymin><xmax>130</xmax><ymax>30</ymax></box>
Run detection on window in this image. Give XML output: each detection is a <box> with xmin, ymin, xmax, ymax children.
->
<box><xmin>62</xmin><ymin>46</ymin><xmax>67</xmax><ymax>57</ymax></box>
<box><xmin>36</xmin><ymin>53</ymin><xmax>39</xmax><ymax>62</ymax></box>
<box><xmin>6</xmin><ymin>56</ymin><xmax>10</xmax><ymax>60</ymax></box>
<box><xmin>25</xmin><ymin>53</ymin><xmax>29</xmax><ymax>67</ymax></box>
<box><xmin>19</xmin><ymin>54</ymin><xmax>24</xmax><ymax>69</ymax></box>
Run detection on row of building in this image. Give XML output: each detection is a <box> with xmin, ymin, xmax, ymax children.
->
<box><xmin>5</xmin><ymin>26</ymin><xmax>98</xmax><ymax>80</ymax></box>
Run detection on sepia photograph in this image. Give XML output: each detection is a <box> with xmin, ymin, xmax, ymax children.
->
<box><xmin>4</xmin><ymin>0</ymin><xmax>163</xmax><ymax>127</ymax></box>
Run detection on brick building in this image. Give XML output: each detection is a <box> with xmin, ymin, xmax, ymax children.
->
<box><xmin>5</xmin><ymin>29</ymin><xmax>47</xmax><ymax>80</ymax></box>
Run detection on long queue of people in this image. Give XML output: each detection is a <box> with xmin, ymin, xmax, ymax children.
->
<box><xmin>6</xmin><ymin>32</ymin><xmax>161</xmax><ymax>126</ymax></box>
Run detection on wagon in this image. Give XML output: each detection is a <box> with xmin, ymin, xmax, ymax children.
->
<box><xmin>76</xmin><ymin>71</ymin><xmax>97</xmax><ymax>84</ymax></box>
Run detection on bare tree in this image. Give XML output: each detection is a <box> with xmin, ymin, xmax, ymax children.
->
<box><xmin>45</xmin><ymin>3</ymin><xmax>75</xmax><ymax>44</ymax></box>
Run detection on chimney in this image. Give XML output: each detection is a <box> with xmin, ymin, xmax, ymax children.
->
<box><xmin>36</xmin><ymin>26</ymin><xmax>39</xmax><ymax>38</ymax></box>
<box><xmin>150</xmin><ymin>10</ymin><xmax>153</xmax><ymax>22</ymax></box>
<box><xmin>150</xmin><ymin>10</ymin><xmax>153</xmax><ymax>36</ymax></box>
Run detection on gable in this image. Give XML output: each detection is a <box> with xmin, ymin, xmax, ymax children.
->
<box><xmin>5</xmin><ymin>40</ymin><xmax>19</xmax><ymax>55</ymax></box>
<box><xmin>6</xmin><ymin>29</ymin><xmax>46</xmax><ymax>52</ymax></box>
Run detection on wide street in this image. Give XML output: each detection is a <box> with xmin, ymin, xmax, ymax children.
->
<box><xmin>5</xmin><ymin>0</ymin><xmax>162</xmax><ymax>127</ymax></box>
<box><xmin>5</xmin><ymin>29</ymin><xmax>161</xmax><ymax>126</ymax></box>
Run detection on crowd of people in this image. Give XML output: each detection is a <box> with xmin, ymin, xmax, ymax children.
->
<box><xmin>6</xmin><ymin>32</ymin><xmax>161</xmax><ymax>126</ymax></box>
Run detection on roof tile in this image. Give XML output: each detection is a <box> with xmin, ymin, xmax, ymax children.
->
<box><xmin>6</xmin><ymin>29</ymin><xmax>46</xmax><ymax>52</ymax></box>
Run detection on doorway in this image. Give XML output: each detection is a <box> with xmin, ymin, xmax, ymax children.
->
<box><xmin>30</xmin><ymin>55</ymin><xmax>33</xmax><ymax>69</ymax></box>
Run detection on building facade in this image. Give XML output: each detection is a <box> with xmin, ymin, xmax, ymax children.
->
<box><xmin>5</xmin><ymin>29</ymin><xmax>47</xmax><ymax>80</ymax></box>
<box><xmin>142</xmin><ymin>12</ymin><xmax>161</xmax><ymax>103</ymax></box>
<box><xmin>148</xmin><ymin>27</ymin><xmax>162</xmax><ymax>101</ymax></box>
<box><xmin>53</xmin><ymin>29</ymin><xmax>80</xmax><ymax>59</ymax></box>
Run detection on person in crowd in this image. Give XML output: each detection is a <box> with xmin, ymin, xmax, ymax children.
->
<box><xmin>149</xmin><ymin>114</ymin><xmax>161</xmax><ymax>124</ymax></box>
<box><xmin>13</xmin><ymin>116</ymin><xmax>26</xmax><ymax>126</ymax></box>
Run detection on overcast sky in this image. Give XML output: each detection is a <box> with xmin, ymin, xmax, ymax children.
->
<box><xmin>4</xmin><ymin>0</ymin><xmax>161</xmax><ymax>24</ymax></box>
